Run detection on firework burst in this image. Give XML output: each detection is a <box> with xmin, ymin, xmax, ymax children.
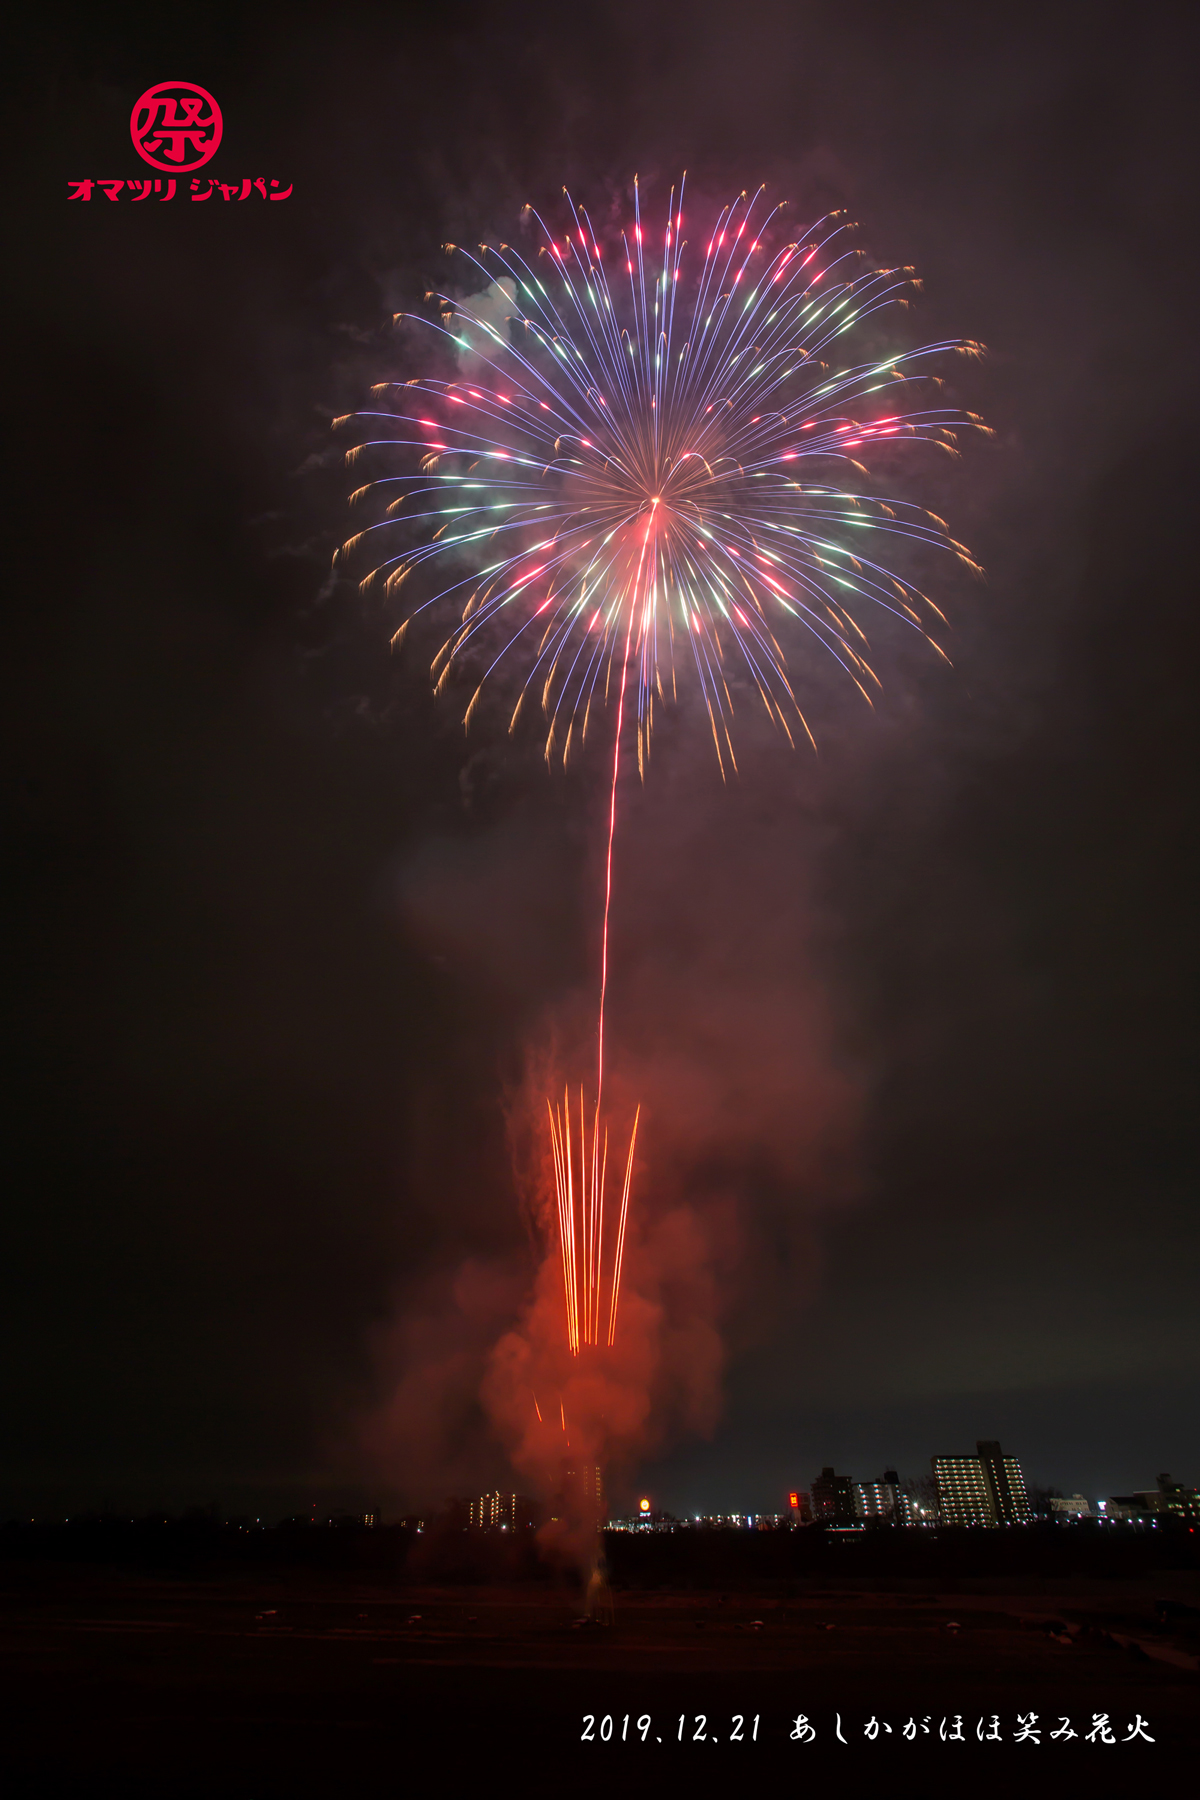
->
<box><xmin>338</xmin><ymin>176</ymin><xmax>983</xmax><ymax>776</ymax></box>
<box><xmin>338</xmin><ymin>177</ymin><xmax>984</xmax><ymax>1353</ymax></box>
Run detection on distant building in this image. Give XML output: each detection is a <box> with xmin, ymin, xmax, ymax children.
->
<box><xmin>1100</xmin><ymin>1475</ymin><xmax>1200</xmax><ymax>1525</ymax></box>
<box><xmin>788</xmin><ymin>1489</ymin><xmax>813</xmax><ymax>1524</ymax></box>
<box><xmin>933</xmin><ymin>1456</ymin><xmax>995</xmax><ymax>1527</ymax></box>
<box><xmin>680</xmin><ymin>1513</ymin><xmax>764</xmax><ymax>1530</ymax></box>
<box><xmin>1101</xmin><ymin>1494</ymin><xmax>1157</xmax><ymax>1521</ymax></box>
<box><xmin>977</xmin><ymin>1441</ymin><xmax>1033</xmax><ymax>1524</ymax></box>
<box><xmin>856</xmin><ymin>1472</ymin><xmax>915</xmax><ymax>1524</ymax></box>
<box><xmin>855</xmin><ymin>1482</ymin><xmax>891</xmax><ymax>1518</ymax></box>
<box><xmin>880</xmin><ymin>1471</ymin><xmax>907</xmax><ymax>1520</ymax></box>
<box><xmin>933</xmin><ymin>1441</ymin><xmax>1032</xmax><ymax>1527</ymax></box>
<box><xmin>466</xmin><ymin>1492</ymin><xmax>537</xmax><ymax>1531</ymax></box>
<box><xmin>554</xmin><ymin>1461</ymin><xmax>606</xmax><ymax>1530</ymax></box>
<box><xmin>811</xmin><ymin>1467</ymin><xmax>859</xmax><ymax>1525</ymax></box>
<box><xmin>808</xmin><ymin>1467</ymin><xmax>920</xmax><ymax>1525</ymax></box>
<box><xmin>1155</xmin><ymin>1473</ymin><xmax>1200</xmax><ymax>1524</ymax></box>
<box><xmin>1048</xmin><ymin>1495</ymin><xmax>1092</xmax><ymax>1519</ymax></box>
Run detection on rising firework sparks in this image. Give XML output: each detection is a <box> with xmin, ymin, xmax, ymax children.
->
<box><xmin>547</xmin><ymin>1088</ymin><xmax>639</xmax><ymax>1355</ymax></box>
<box><xmin>338</xmin><ymin>177</ymin><xmax>984</xmax><ymax>1354</ymax></box>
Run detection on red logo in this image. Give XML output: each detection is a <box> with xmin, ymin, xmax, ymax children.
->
<box><xmin>130</xmin><ymin>82</ymin><xmax>222</xmax><ymax>172</ymax></box>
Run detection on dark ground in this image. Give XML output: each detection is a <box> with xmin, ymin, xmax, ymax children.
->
<box><xmin>1</xmin><ymin>1535</ymin><xmax>1195</xmax><ymax>1795</ymax></box>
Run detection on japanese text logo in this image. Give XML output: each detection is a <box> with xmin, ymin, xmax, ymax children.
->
<box><xmin>70</xmin><ymin>83</ymin><xmax>291</xmax><ymax>205</ymax></box>
<box><xmin>130</xmin><ymin>82</ymin><xmax>223</xmax><ymax>172</ymax></box>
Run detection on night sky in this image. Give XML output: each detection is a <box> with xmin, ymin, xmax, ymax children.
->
<box><xmin>6</xmin><ymin>2</ymin><xmax>1197</xmax><ymax>1520</ymax></box>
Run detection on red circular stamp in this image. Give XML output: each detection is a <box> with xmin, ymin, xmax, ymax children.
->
<box><xmin>130</xmin><ymin>82</ymin><xmax>223</xmax><ymax>173</ymax></box>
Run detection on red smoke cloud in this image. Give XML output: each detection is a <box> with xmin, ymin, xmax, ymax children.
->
<box><xmin>366</xmin><ymin>754</ymin><xmax>863</xmax><ymax>1520</ymax></box>
<box><xmin>483</xmin><ymin>1152</ymin><xmax>732</xmax><ymax>1504</ymax></box>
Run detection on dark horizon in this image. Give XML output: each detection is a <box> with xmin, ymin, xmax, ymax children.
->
<box><xmin>3</xmin><ymin>1374</ymin><xmax>1194</xmax><ymax>1526</ymax></box>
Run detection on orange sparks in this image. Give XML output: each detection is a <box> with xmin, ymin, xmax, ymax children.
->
<box><xmin>548</xmin><ymin>1089</ymin><xmax>640</xmax><ymax>1354</ymax></box>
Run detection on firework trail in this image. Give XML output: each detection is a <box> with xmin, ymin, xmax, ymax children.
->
<box><xmin>338</xmin><ymin>177</ymin><xmax>984</xmax><ymax>1355</ymax></box>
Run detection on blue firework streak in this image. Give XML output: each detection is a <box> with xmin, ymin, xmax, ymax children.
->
<box><xmin>337</xmin><ymin>177</ymin><xmax>985</xmax><ymax>778</ymax></box>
